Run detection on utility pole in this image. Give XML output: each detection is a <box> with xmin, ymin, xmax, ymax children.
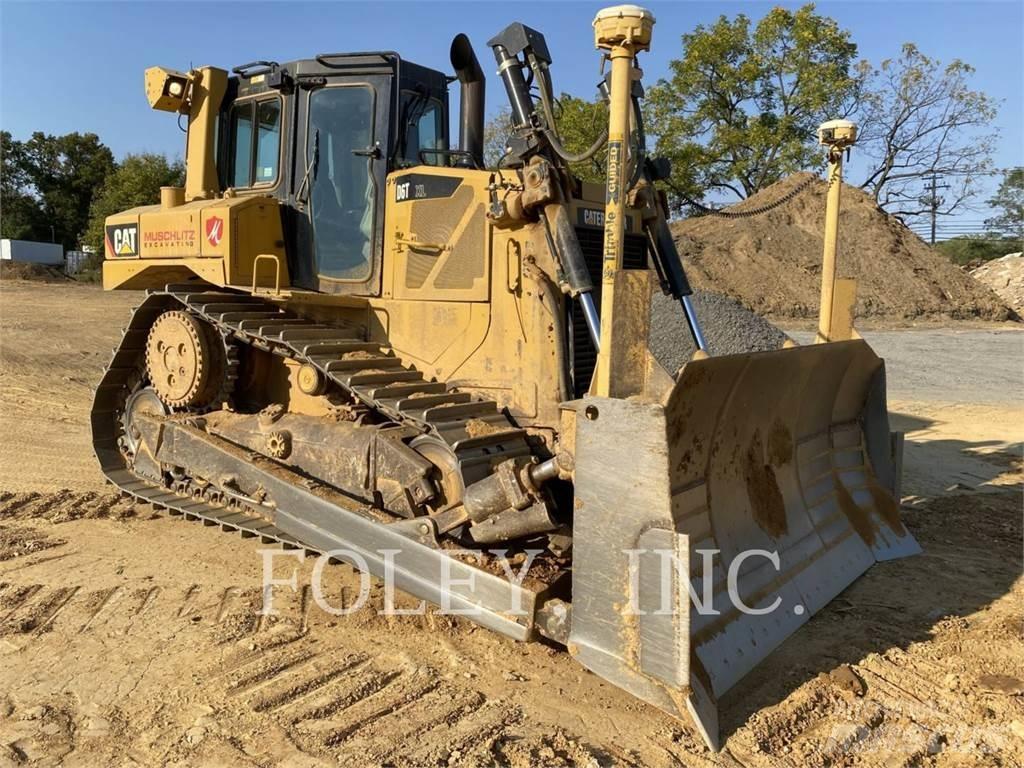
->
<box><xmin>926</xmin><ymin>173</ymin><xmax>950</xmax><ymax>245</ymax></box>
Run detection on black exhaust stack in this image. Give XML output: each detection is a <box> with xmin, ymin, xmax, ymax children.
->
<box><xmin>450</xmin><ymin>34</ymin><xmax>485</xmax><ymax>168</ymax></box>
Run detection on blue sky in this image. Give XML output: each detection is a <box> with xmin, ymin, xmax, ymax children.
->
<box><xmin>1</xmin><ymin>1</ymin><xmax>1021</xmax><ymax>225</ymax></box>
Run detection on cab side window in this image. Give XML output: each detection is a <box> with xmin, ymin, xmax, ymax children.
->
<box><xmin>228</xmin><ymin>97</ymin><xmax>281</xmax><ymax>187</ymax></box>
<box><xmin>399</xmin><ymin>93</ymin><xmax>444</xmax><ymax>166</ymax></box>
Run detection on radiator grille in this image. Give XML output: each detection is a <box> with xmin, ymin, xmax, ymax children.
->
<box><xmin>405</xmin><ymin>186</ymin><xmax>485</xmax><ymax>291</ymax></box>
<box><xmin>435</xmin><ymin>202</ymin><xmax>486</xmax><ymax>289</ymax></box>
<box><xmin>570</xmin><ymin>228</ymin><xmax>648</xmax><ymax>397</ymax></box>
<box><xmin>405</xmin><ymin>250</ymin><xmax>436</xmax><ymax>290</ymax></box>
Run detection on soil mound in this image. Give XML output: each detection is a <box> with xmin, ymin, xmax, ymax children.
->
<box><xmin>970</xmin><ymin>253</ymin><xmax>1024</xmax><ymax>316</ymax></box>
<box><xmin>0</xmin><ymin>261</ymin><xmax>69</xmax><ymax>282</ymax></box>
<box><xmin>671</xmin><ymin>173</ymin><xmax>1013</xmax><ymax>321</ymax></box>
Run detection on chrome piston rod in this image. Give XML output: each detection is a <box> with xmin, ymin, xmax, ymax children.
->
<box><xmin>681</xmin><ymin>295</ymin><xmax>708</xmax><ymax>352</ymax></box>
<box><xmin>578</xmin><ymin>292</ymin><xmax>602</xmax><ymax>350</ymax></box>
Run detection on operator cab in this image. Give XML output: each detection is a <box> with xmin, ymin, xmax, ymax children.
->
<box><xmin>215</xmin><ymin>54</ymin><xmax>454</xmax><ymax>295</ymax></box>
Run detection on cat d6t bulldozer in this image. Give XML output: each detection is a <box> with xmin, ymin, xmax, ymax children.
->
<box><xmin>92</xmin><ymin>5</ymin><xmax>918</xmax><ymax>749</ymax></box>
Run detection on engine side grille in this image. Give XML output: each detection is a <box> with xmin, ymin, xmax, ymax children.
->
<box><xmin>570</xmin><ymin>228</ymin><xmax>648</xmax><ymax>397</ymax></box>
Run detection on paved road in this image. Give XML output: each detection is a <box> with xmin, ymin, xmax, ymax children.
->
<box><xmin>789</xmin><ymin>329</ymin><xmax>1023</xmax><ymax>404</ymax></box>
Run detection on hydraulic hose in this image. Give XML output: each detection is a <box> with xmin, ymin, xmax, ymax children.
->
<box><xmin>532</xmin><ymin>57</ymin><xmax>608</xmax><ymax>164</ymax></box>
<box><xmin>542</xmin><ymin>128</ymin><xmax>608</xmax><ymax>164</ymax></box>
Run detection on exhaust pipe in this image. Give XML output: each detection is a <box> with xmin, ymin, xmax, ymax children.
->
<box><xmin>449</xmin><ymin>33</ymin><xmax>485</xmax><ymax>168</ymax></box>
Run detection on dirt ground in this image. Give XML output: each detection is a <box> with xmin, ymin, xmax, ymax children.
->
<box><xmin>1</xmin><ymin>280</ymin><xmax>1021</xmax><ymax>767</ymax></box>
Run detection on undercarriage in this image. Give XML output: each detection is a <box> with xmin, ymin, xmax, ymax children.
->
<box><xmin>93</xmin><ymin>285</ymin><xmax>574</xmax><ymax>643</ymax></box>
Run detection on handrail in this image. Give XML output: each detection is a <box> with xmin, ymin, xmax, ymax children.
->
<box><xmin>232</xmin><ymin>61</ymin><xmax>280</xmax><ymax>78</ymax></box>
<box><xmin>314</xmin><ymin>51</ymin><xmax>399</xmax><ymax>69</ymax></box>
<box><xmin>252</xmin><ymin>254</ymin><xmax>282</xmax><ymax>294</ymax></box>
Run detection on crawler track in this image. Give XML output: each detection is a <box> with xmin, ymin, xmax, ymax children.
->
<box><xmin>91</xmin><ymin>285</ymin><xmax>533</xmax><ymax>544</ymax></box>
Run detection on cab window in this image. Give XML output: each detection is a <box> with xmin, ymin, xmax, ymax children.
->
<box><xmin>228</xmin><ymin>97</ymin><xmax>281</xmax><ymax>187</ymax></box>
<box><xmin>399</xmin><ymin>93</ymin><xmax>444</xmax><ymax>166</ymax></box>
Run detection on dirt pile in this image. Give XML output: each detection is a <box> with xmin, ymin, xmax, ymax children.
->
<box><xmin>970</xmin><ymin>253</ymin><xmax>1024</xmax><ymax>315</ymax></box>
<box><xmin>649</xmin><ymin>288</ymin><xmax>789</xmax><ymax>371</ymax></box>
<box><xmin>672</xmin><ymin>172</ymin><xmax>1013</xmax><ymax>321</ymax></box>
<box><xmin>0</xmin><ymin>261</ymin><xmax>69</xmax><ymax>282</ymax></box>
<box><xmin>0</xmin><ymin>526</ymin><xmax>65</xmax><ymax>562</ymax></box>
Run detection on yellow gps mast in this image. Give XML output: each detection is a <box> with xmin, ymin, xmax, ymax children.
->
<box><xmin>816</xmin><ymin>119</ymin><xmax>858</xmax><ymax>342</ymax></box>
<box><xmin>592</xmin><ymin>5</ymin><xmax>654</xmax><ymax>397</ymax></box>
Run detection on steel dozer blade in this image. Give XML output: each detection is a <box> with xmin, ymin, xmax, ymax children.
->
<box><xmin>568</xmin><ymin>339</ymin><xmax>920</xmax><ymax>750</ymax></box>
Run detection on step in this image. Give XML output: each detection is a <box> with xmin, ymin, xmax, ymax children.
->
<box><xmin>393</xmin><ymin>392</ymin><xmax>474</xmax><ymax>421</ymax></box>
<box><xmin>367</xmin><ymin>381</ymin><xmax>447</xmax><ymax>403</ymax></box>
<box><xmin>218</xmin><ymin>311</ymin><xmax>293</xmax><ymax>325</ymax></box>
<box><xmin>344</xmin><ymin>369</ymin><xmax>423</xmax><ymax>387</ymax></box>
<box><xmin>278</xmin><ymin>328</ymin><xmax>360</xmax><ymax>343</ymax></box>
<box><xmin>450</xmin><ymin>430</ymin><xmax>528</xmax><ymax>460</ymax></box>
<box><xmin>175</xmin><ymin>290</ymin><xmax>263</xmax><ymax>303</ymax></box>
<box><xmin>324</xmin><ymin>356</ymin><xmax>403</xmax><ymax>373</ymax></box>
<box><xmin>194</xmin><ymin>302</ymin><xmax>271</xmax><ymax>316</ymax></box>
<box><xmin>396</xmin><ymin>392</ymin><xmax>471</xmax><ymax>412</ymax></box>
<box><xmin>299</xmin><ymin>341</ymin><xmax>378</xmax><ymax>357</ymax></box>
<box><xmin>240</xmin><ymin>318</ymin><xmax>315</xmax><ymax>333</ymax></box>
<box><xmin>421</xmin><ymin>400</ymin><xmax>499</xmax><ymax>423</ymax></box>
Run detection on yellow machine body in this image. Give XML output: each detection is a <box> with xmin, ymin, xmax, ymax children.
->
<box><xmin>103</xmin><ymin>195</ymin><xmax>287</xmax><ymax>290</ymax></box>
<box><xmin>102</xmin><ymin>163</ymin><xmax>649</xmax><ymax>430</ymax></box>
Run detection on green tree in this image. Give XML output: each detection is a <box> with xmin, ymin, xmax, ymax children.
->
<box><xmin>547</xmin><ymin>94</ymin><xmax>608</xmax><ymax>184</ymax></box>
<box><xmin>0</xmin><ymin>131</ymin><xmax>115</xmax><ymax>248</ymax></box>
<box><xmin>646</xmin><ymin>4</ymin><xmax>859</xmax><ymax>208</ymax></box>
<box><xmin>934</xmin><ymin>235</ymin><xmax>1018</xmax><ymax>266</ymax></box>
<box><xmin>857</xmin><ymin>44</ymin><xmax>998</xmax><ymax>221</ymax></box>
<box><xmin>0</xmin><ymin>131</ymin><xmax>44</xmax><ymax>240</ymax></box>
<box><xmin>482</xmin><ymin>108</ymin><xmax>514</xmax><ymax>169</ymax></box>
<box><xmin>85</xmin><ymin>153</ymin><xmax>184</xmax><ymax>253</ymax></box>
<box><xmin>481</xmin><ymin>96</ymin><xmax>606</xmax><ymax>183</ymax></box>
<box><xmin>984</xmin><ymin>167</ymin><xmax>1023</xmax><ymax>248</ymax></box>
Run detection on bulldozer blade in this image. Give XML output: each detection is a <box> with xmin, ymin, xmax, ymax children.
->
<box><xmin>568</xmin><ymin>340</ymin><xmax>919</xmax><ymax>750</ymax></box>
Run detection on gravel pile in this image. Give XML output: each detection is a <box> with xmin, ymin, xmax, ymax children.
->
<box><xmin>648</xmin><ymin>288</ymin><xmax>790</xmax><ymax>373</ymax></box>
<box><xmin>970</xmin><ymin>253</ymin><xmax>1024</xmax><ymax>316</ymax></box>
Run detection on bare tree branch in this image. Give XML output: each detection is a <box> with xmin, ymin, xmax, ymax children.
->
<box><xmin>857</xmin><ymin>44</ymin><xmax>998</xmax><ymax>225</ymax></box>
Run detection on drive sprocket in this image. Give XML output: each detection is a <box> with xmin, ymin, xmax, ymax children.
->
<box><xmin>145</xmin><ymin>310</ymin><xmax>226</xmax><ymax>409</ymax></box>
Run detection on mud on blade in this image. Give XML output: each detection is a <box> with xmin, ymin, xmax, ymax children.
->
<box><xmin>568</xmin><ymin>340</ymin><xmax>920</xmax><ymax>749</ymax></box>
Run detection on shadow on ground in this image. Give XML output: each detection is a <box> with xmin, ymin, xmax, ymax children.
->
<box><xmin>889</xmin><ymin>411</ymin><xmax>1023</xmax><ymax>495</ymax></box>
<box><xmin>716</xmin><ymin>417</ymin><xmax>1019</xmax><ymax>741</ymax></box>
<box><xmin>717</xmin><ymin>423</ymin><xmax>1022</xmax><ymax>743</ymax></box>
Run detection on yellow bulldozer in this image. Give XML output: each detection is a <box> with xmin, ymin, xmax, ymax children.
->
<box><xmin>93</xmin><ymin>5</ymin><xmax>918</xmax><ymax>749</ymax></box>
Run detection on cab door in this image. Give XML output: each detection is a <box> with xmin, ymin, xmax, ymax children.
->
<box><xmin>290</xmin><ymin>65</ymin><xmax>392</xmax><ymax>295</ymax></box>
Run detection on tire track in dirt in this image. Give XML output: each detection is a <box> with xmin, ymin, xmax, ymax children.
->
<box><xmin>0</xmin><ymin>525</ymin><xmax>65</xmax><ymax>562</ymax></box>
<box><xmin>0</xmin><ymin>585</ymin><xmax>80</xmax><ymax>635</ymax></box>
<box><xmin>0</xmin><ymin>492</ymin><xmax>1018</xmax><ymax>765</ymax></box>
<box><xmin>0</xmin><ymin>489</ymin><xmax>137</xmax><ymax>523</ymax></box>
<box><xmin>202</xmin><ymin>631</ymin><xmax>618</xmax><ymax>767</ymax></box>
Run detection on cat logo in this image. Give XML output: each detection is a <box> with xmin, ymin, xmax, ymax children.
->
<box><xmin>105</xmin><ymin>223</ymin><xmax>138</xmax><ymax>257</ymax></box>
